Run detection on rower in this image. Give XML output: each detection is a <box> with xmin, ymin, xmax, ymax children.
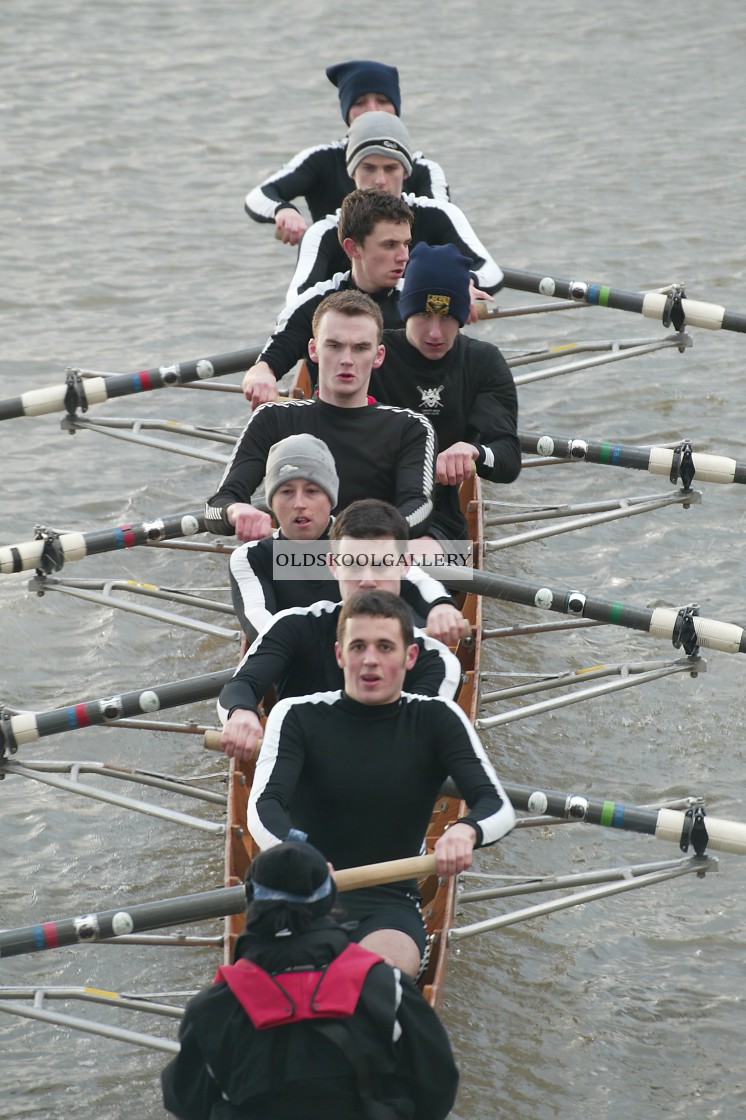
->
<box><xmin>242</xmin><ymin>189</ymin><xmax>413</xmax><ymax>409</ymax></box>
<box><xmin>248</xmin><ymin>589</ymin><xmax>515</xmax><ymax>977</ymax></box>
<box><xmin>372</xmin><ymin>241</ymin><xmax>521</xmax><ymax>561</ymax></box>
<box><xmin>218</xmin><ymin>506</ymin><xmax>462</xmax><ymax>764</ymax></box>
<box><xmin>161</xmin><ymin>840</ymin><xmax>460</xmax><ymax>1120</ymax></box>
<box><xmin>229</xmin><ymin>427</ymin><xmax>465</xmax><ymax>644</ymax></box>
<box><xmin>244</xmin><ymin>58</ymin><xmax>449</xmax><ymax>246</ymax></box>
<box><xmin>284</xmin><ymin>111</ymin><xmax>502</xmax><ymax>307</ymax></box>
<box><xmin>204</xmin><ymin>290</ymin><xmax>436</xmax><ymax>544</ymax></box>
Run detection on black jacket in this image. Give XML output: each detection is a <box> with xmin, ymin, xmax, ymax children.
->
<box><xmin>161</xmin><ymin>923</ymin><xmax>459</xmax><ymax>1120</ymax></box>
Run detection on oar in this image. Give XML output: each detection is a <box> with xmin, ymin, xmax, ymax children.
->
<box><xmin>0</xmin><ymin>669</ymin><xmax>236</xmax><ymax>755</ymax></box>
<box><xmin>501</xmin><ymin>267</ymin><xmax>746</xmax><ymax>334</ymax></box>
<box><xmin>0</xmin><ymin>855</ymin><xmax>435</xmax><ymax>959</ymax></box>
<box><xmin>0</xmin><ymin>344</ymin><xmax>263</xmax><ymax>422</ymax></box>
<box><xmin>0</xmin><ymin>509</ymin><xmax>207</xmax><ymax>576</ymax></box>
<box><xmin>3</xmin><ymin>788</ymin><xmax>744</xmax><ymax>959</ymax></box>
<box><xmin>437</xmin><ymin>566</ymin><xmax>746</xmax><ymax>656</ymax></box>
<box><xmin>519</xmin><ymin>431</ymin><xmax>746</xmax><ymax>486</ymax></box>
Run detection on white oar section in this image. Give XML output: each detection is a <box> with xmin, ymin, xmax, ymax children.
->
<box><xmin>654</xmin><ymin>808</ymin><xmax>746</xmax><ymax>855</ymax></box>
<box><xmin>647</xmin><ymin>446</ymin><xmax>743</xmax><ymax>485</ymax></box>
<box><xmin>4</xmin><ymin>377</ymin><xmax>111</xmax><ymax>418</ymax></box>
<box><xmin>648</xmin><ymin>608</ymin><xmax>746</xmax><ymax>655</ymax></box>
<box><xmin>640</xmin><ymin>291</ymin><xmax>726</xmax><ymax>330</ymax></box>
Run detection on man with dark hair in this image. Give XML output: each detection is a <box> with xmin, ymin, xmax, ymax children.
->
<box><xmin>372</xmin><ymin>240</ymin><xmax>521</xmax><ymax>559</ymax></box>
<box><xmin>285</xmin><ymin>111</ymin><xmax>502</xmax><ymax>307</ymax></box>
<box><xmin>245</xmin><ymin>59</ymin><xmax>449</xmax><ymax>246</ymax></box>
<box><xmin>218</xmin><ymin>500</ymin><xmax>462</xmax><ymax>764</ymax></box>
<box><xmin>248</xmin><ymin>589</ymin><xmax>516</xmax><ymax>977</ymax></box>
<box><xmin>161</xmin><ymin>841</ymin><xmax>459</xmax><ymax>1120</ymax></box>
<box><xmin>204</xmin><ymin>290</ymin><xmax>436</xmax><ymax>545</ymax></box>
<box><xmin>242</xmin><ymin>191</ymin><xmax>414</xmax><ymax>409</ymax></box>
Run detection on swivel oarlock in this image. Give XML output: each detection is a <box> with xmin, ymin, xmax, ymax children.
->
<box><xmin>63</xmin><ymin>369</ymin><xmax>88</xmax><ymax>417</ymax></box>
<box><xmin>669</xmin><ymin>439</ymin><xmax>696</xmax><ymax>490</ymax></box>
<box><xmin>680</xmin><ymin>803</ymin><xmax>709</xmax><ymax>856</ymax></box>
<box><xmin>33</xmin><ymin>526</ymin><xmax>65</xmax><ymax>575</ymax></box>
<box><xmin>672</xmin><ymin>604</ymin><xmax>700</xmax><ymax>657</ymax></box>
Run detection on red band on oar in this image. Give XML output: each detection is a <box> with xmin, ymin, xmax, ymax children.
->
<box><xmin>65</xmin><ymin>704</ymin><xmax>91</xmax><ymax>730</ymax></box>
<box><xmin>41</xmin><ymin>922</ymin><xmax>60</xmax><ymax>949</ymax></box>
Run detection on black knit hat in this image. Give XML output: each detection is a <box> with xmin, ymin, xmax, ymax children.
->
<box><xmin>398</xmin><ymin>242</ymin><xmax>472</xmax><ymax>327</ymax></box>
<box><xmin>326</xmin><ymin>59</ymin><xmax>401</xmax><ymax>124</ymax></box>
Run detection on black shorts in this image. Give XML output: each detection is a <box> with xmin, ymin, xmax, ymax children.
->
<box><xmin>335</xmin><ymin>884</ymin><xmax>428</xmax><ymax>957</ymax></box>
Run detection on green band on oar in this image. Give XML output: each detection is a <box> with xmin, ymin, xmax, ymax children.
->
<box><xmin>437</xmin><ymin>566</ymin><xmax>746</xmax><ymax>655</ymax></box>
<box><xmin>0</xmin><ymin>668</ymin><xmax>235</xmax><ymax>755</ymax></box>
<box><xmin>519</xmin><ymin>431</ymin><xmax>746</xmax><ymax>486</ymax></box>
<box><xmin>501</xmin><ymin>267</ymin><xmax>746</xmax><ymax>335</ymax></box>
<box><xmin>0</xmin><ymin>344</ymin><xmax>263</xmax><ymax>423</ymax></box>
<box><xmin>0</xmin><ymin>509</ymin><xmax>207</xmax><ymax>577</ymax></box>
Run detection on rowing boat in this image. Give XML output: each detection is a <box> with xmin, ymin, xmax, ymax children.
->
<box><xmin>2</xmin><ymin>280</ymin><xmax>746</xmax><ymax>1114</ymax></box>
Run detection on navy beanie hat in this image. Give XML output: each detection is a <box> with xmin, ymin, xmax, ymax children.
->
<box><xmin>326</xmin><ymin>59</ymin><xmax>401</xmax><ymax>123</ymax></box>
<box><xmin>399</xmin><ymin>243</ymin><xmax>472</xmax><ymax>327</ymax></box>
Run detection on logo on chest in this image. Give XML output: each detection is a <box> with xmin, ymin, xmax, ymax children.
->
<box><xmin>417</xmin><ymin>384</ymin><xmax>445</xmax><ymax>413</ymax></box>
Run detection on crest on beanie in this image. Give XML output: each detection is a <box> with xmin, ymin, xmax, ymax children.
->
<box><xmin>425</xmin><ymin>293</ymin><xmax>452</xmax><ymax>316</ymax></box>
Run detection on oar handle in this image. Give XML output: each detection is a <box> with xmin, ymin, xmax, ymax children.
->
<box><xmin>335</xmin><ymin>854</ymin><xmax>437</xmax><ymax>891</ymax></box>
<box><xmin>203</xmin><ymin>729</ymin><xmax>223</xmax><ymax>752</ymax></box>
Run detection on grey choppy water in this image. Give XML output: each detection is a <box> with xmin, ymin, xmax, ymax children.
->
<box><xmin>2</xmin><ymin>3</ymin><xmax>745</xmax><ymax>1118</ymax></box>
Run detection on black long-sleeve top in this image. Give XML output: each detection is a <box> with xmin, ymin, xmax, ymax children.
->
<box><xmin>204</xmin><ymin>397</ymin><xmax>436</xmax><ymax>538</ymax></box>
<box><xmin>248</xmin><ymin>689</ymin><xmax>516</xmax><ymax>871</ymax></box>
<box><xmin>371</xmin><ymin>330</ymin><xmax>521</xmax><ymax>540</ymax></box>
<box><xmin>286</xmin><ymin>192</ymin><xmax>503</xmax><ymax>303</ymax></box>
<box><xmin>245</xmin><ymin>139</ymin><xmax>449</xmax><ymax>225</ymax></box>
<box><xmin>218</xmin><ymin>599</ymin><xmax>460</xmax><ymax>718</ymax></box>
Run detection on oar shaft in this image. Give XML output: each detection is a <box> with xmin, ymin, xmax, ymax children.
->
<box><xmin>0</xmin><ymin>886</ymin><xmax>247</xmax><ymax>959</ymax></box>
<box><xmin>0</xmin><ymin>345</ymin><xmax>262</xmax><ymax>422</ymax></box>
<box><xmin>501</xmin><ymin>267</ymin><xmax>746</xmax><ymax>334</ymax></box>
<box><xmin>520</xmin><ymin>431</ymin><xmax>746</xmax><ymax>486</ymax></box>
<box><xmin>0</xmin><ymin>856</ymin><xmax>437</xmax><ymax>959</ymax></box>
<box><xmin>438</xmin><ymin>566</ymin><xmax>746</xmax><ymax>655</ymax></box>
<box><xmin>0</xmin><ymin>509</ymin><xmax>206</xmax><ymax>576</ymax></box>
<box><xmin>1</xmin><ymin>669</ymin><xmax>235</xmax><ymax>752</ymax></box>
<box><xmin>502</xmin><ymin>782</ymin><xmax>746</xmax><ymax>856</ymax></box>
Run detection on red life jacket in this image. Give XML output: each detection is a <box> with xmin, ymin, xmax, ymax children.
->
<box><xmin>213</xmin><ymin>943</ymin><xmax>383</xmax><ymax>1030</ymax></box>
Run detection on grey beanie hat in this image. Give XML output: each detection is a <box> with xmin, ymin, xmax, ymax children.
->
<box><xmin>346</xmin><ymin>110</ymin><xmax>413</xmax><ymax>178</ymax></box>
<box><xmin>264</xmin><ymin>434</ymin><xmax>339</xmax><ymax>508</ymax></box>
